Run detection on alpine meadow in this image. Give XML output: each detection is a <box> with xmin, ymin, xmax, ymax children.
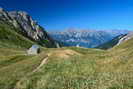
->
<box><xmin>0</xmin><ymin>0</ymin><xmax>133</xmax><ymax>89</ymax></box>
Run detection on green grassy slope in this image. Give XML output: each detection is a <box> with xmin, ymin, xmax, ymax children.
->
<box><xmin>14</xmin><ymin>38</ymin><xmax>133</xmax><ymax>89</ymax></box>
<box><xmin>0</xmin><ymin>19</ymin><xmax>133</xmax><ymax>89</ymax></box>
<box><xmin>0</xmin><ymin>47</ymin><xmax>48</xmax><ymax>89</ymax></box>
<box><xmin>0</xmin><ymin>21</ymin><xmax>34</xmax><ymax>48</ymax></box>
<box><xmin>0</xmin><ymin>20</ymin><xmax>49</xmax><ymax>89</ymax></box>
<box><xmin>0</xmin><ymin>41</ymin><xmax>132</xmax><ymax>89</ymax></box>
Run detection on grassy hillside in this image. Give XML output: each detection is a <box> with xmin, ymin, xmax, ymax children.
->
<box><xmin>0</xmin><ymin>47</ymin><xmax>49</xmax><ymax>89</ymax></box>
<box><xmin>14</xmin><ymin>37</ymin><xmax>133</xmax><ymax>89</ymax></box>
<box><xmin>0</xmin><ymin>20</ymin><xmax>133</xmax><ymax>89</ymax></box>
<box><xmin>0</xmin><ymin>41</ymin><xmax>133</xmax><ymax>89</ymax></box>
<box><xmin>0</xmin><ymin>20</ymin><xmax>49</xmax><ymax>89</ymax></box>
<box><xmin>0</xmin><ymin>21</ymin><xmax>34</xmax><ymax>48</ymax></box>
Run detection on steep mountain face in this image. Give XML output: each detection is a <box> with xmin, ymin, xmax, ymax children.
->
<box><xmin>50</xmin><ymin>30</ymin><xmax>129</xmax><ymax>48</ymax></box>
<box><xmin>96</xmin><ymin>32</ymin><xmax>133</xmax><ymax>50</ymax></box>
<box><xmin>116</xmin><ymin>32</ymin><xmax>133</xmax><ymax>45</ymax></box>
<box><xmin>0</xmin><ymin>20</ymin><xmax>37</xmax><ymax>49</ymax></box>
<box><xmin>96</xmin><ymin>34</ymin><xmax>126</xmax><ymax>49</ymax></box>
<box><xmin>0</xmin><ymin>8</ymin><xmax>58</xmax><ymax>48</ymax></box>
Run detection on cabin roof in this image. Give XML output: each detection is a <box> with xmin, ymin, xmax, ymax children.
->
<box><xmin>31</xmin><ymin>45</ymin><xmax>39</xmax><ymax>49</ymax></box>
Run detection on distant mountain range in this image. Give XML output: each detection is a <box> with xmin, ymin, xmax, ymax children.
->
<box><xmin>50</xmin><ymin>29</ymin><xmax>130</xmax><ymax>48</ymax></box>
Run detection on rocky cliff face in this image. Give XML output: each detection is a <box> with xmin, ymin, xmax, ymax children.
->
<box><xmin>0</xmin><ymin>8</ymin><xmax>58</xmax><ymax>47</ymax></box>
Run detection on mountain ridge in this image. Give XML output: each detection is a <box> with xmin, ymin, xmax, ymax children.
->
<box><xmin>0</xmin><ymin>8</ymin><xmax>58</xmax><ymax>48</ymax></box>
<box><xmin>96</xmin><ymin>32</ymin><xmax>133</xmax><ymax>49</ymax></box>
<box><xmin>96</xmin><ymin>34</ymin><xmax>127</xmax><ymax>49</ymax></box>
<box><xmin>50</xmin><ymin>29</ymin><xmax>129</xmax><ymax>48</ymax></box>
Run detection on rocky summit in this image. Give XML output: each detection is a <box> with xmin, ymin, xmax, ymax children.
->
<box><xmin>0</xmin><ymin>8</ymin><xmax>58</xmax><ymax>47</ymax></box>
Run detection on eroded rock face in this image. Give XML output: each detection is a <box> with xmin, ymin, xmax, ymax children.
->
<box><xmin>0</xmin><ymin>8</ymin><xmax>58</xmax><ymax>47</ymax></box>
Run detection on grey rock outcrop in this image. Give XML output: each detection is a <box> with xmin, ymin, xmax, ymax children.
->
<box><xmin>0</xmin><ymin>8</ymin><xmax>58</xmax><ymax>47</ymax></box>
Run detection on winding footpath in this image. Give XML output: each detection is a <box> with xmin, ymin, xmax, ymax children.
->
<box><xmin>32</xmin><ymin>56</ymin><xmax>49</xmax><ymax>73</ymax></box>
<box><xmin>14</xmin><ymin>55</ymin><xmax>49</xmax><ymax>89</ymax></box>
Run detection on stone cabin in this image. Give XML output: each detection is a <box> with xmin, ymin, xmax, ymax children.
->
<box><xmin>27</xmin><ymin>45</ymin><xmax>40</xmax><ymax>55</ymax></box>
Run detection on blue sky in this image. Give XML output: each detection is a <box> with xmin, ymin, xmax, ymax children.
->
<box><xmin>0</xmin><ymin>0</ymin><xmax>133</xmax><ymax>31</ymax></box>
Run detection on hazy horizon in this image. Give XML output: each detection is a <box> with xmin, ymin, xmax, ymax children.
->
<box><xmin>47</xmin><ymin>28</ymin><xmax>133</xmax><ymax>32</ymax></box>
